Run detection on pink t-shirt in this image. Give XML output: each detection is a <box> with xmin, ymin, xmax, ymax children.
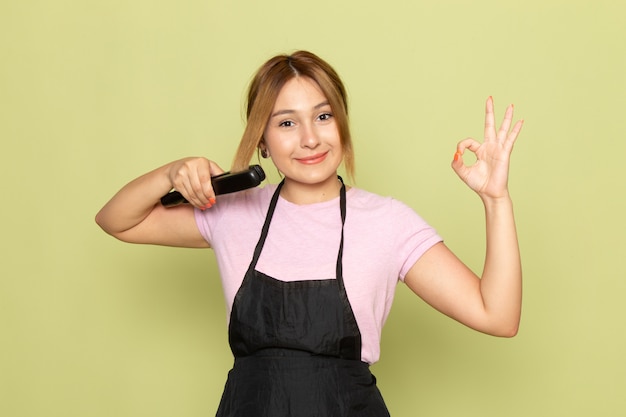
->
<box><xmin>195</xmin><ymin>184</ymin><xmax>442</xmax><ymax>364</ymax></box>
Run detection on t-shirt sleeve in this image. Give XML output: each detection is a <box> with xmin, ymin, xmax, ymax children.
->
<box><xmin>194</xmin><ymin>197</ymin><xmax>229</xmax><ymax>246</ymax></box>
<box><xmin>391</xmin><ymin>199</ymin><xmax>443</xmax><ymax>281</ymax></box>
<box><xmin>192</xmin><ymin>186</ymin><xmax>273</xmax><ymax>248</ymax></box>
<box><xmin>194</xmin><ymin>207</ymin><xmax>213</xmax><ymax>245</ymax></box>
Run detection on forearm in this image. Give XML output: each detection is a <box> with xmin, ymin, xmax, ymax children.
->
<box><xmin>95</xmin><ymin>163</ymin><xmax>174</xmax><ymax>235</ymax></box>
<box><xmin>479</xmin><ymin>194</ymin><xmax>522</xmax><ymax>335</ymax></box>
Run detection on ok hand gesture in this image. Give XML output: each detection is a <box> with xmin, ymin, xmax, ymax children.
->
<box><xmin>451</xmin><ymin>97</ymin><xmax>524</xmax><ymax>200</ymax></box>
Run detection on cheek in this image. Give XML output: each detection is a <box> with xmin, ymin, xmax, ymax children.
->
<box><xmin>324</xmin><ymin>125</ymin><xmax>342</xmax><ymax>147</ymax></box>
<box><xmin>264</xmin><ymin>133</ymin><xmax>293</xmax><ymax>156</ymax></box>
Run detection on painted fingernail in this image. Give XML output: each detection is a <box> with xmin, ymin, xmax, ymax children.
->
<box><xmin>454</xmin><ymin>151</ymin><xmax>462</xmax><ymax>162</ymax></box>
<box><xmin>209</xmin><ymin>197</ymin><xmax>216</xmax><ymax>205</ymax></box>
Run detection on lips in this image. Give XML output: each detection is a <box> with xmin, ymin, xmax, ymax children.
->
<box><xmin>295</xmin><ymin>151</ymin><xmax>329</xmax><ymax>165</ymax></box>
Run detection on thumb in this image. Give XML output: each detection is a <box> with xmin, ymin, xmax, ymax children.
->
<box><xmin>451</xmin><ymin>150</ymin><xmax>469</xmax><ymax>179</ymax></box>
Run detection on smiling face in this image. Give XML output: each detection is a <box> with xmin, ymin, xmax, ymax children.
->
<box><xmin>232</xmin><ymin>51</ymin><xmax>354</xmax><ymax>183</ymax></box>
<box><xmin>263</xmin><ymin>76</ymin><xmax>343</xmax><ymax>201</ymax></box>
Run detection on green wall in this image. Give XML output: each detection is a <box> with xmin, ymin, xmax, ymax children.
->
<box><xmin>2</xmin><ymin>1</ymin><xmax>625</xmax><ymax>416</ymax></box>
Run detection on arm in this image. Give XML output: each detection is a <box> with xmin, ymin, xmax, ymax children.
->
<box><xmin>95</xmin><ymin>157</ymin><xmax>224</xmax><ymax>248</ymax></box>
<box><xmin>405</xmin><ymin>97</ymin><xmax>523</xmax><ymax>337</ymax></box>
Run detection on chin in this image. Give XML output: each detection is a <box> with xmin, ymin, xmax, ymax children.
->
<box><xmin>289</xmin><ymin>169</ymin><xmax>338</xmax><ymax>185</ymax></box>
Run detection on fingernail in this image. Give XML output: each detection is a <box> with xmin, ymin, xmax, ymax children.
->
<box><xmin>454</xmin><ymin>151</ymin><xmax>461</xmax><ymax>162</ymax></box>
<box><xmin>209</xmin><ymin>197</ymin><xmax>216</xmax><ymax>205</ymax></box>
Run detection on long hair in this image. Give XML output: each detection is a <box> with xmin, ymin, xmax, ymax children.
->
<box><xmin>231</xmin><ymin>51</ymin><xmax>354</xmax><ymax>180</ymax></box>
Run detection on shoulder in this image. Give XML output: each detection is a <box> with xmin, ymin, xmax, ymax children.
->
<box><xmin>347</xmin><ymin>187</ymin><xmax>420</xmax><ymax>218</ymax></box>
<box><xmin>194</xmin><ymin>183</ymin><xmax>278</xmax><ymax>242</ymax></box>
<box><xmin>346</xmin><ymin>187</ymin><xmax>439</xmax><ymax>239</ymax></box>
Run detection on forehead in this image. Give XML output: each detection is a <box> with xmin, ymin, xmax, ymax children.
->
<box><xmin>273</xmin><ymin>76</ymin><xmax>328</xmax><ymax>110</ymax></box>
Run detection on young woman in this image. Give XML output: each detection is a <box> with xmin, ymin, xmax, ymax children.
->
<box><xmin>96</xmin><ymin>50</ymin><xmax>523</xmax><ymax>416</ymax></box>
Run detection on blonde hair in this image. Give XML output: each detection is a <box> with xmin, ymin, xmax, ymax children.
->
<box><xmin>231</xmin><ymin>51</ymin><xmax>354</xmax><ymax>180</ymax></box>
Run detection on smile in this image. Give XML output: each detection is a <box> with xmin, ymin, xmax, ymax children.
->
<box><xmin>296</xmin><ymin>152</ymin><xmax>329</xmax><ymax>165</ymax></box>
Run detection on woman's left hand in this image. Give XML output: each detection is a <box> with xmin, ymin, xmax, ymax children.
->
<box><xmin>451</xmin><ymin>97</ymin><xmax>524</xmax><ymax>200</ymax></box>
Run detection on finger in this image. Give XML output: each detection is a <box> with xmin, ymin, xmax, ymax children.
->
<box><xmin>484</xmin><ymin>96</ymin><xmax>496</xmax><ymax>142</ymax></box>
<box><xmin>176</xmin><ymin>169</ymin><xmax>206</xmax><ymax>209</ymax></box>
<box><xmin>200</xmin><ymin>161</ymin><xmax>225</xmax><ymax>206</ymax></box>
<box><xmin>451</xmin><ymin>150</ymin><xmax>472</xmax><ymax>180</ymax></box>
<box><xmin>506</xmin><ymin>119</ymin><xmax>524</xmax><ymax>146</ymax></box>
<box><xmin>208</xmin><ymin>160</ymin><xmax>225</xmax><ymax>177</ymax></box>
<box><xmin>456</xmin><ymin>137</ymin><xmax>482</xmax><ymax>154</ymax></box>
<box><xmin>190</xmin><ymin>168</ymin><xmax>212</xmax><ymax>207</ymax></box>
<box><xmin>181</xmin><ymin>181</ymin><xmax>205</xmax><ymax>209</ymax></box>
<box><xmin>497</xmin><ymin>104</ymin><xmax>514</xmax><ymax>141</ymax></box>
<box><xmin>452</xmin><ymin>137</ymin><xmax>480</xmax><ymax>168</ymax></box>
<box><xmin>178</xmin><ymin>159</ymin><xmax>217</xmax><ymax>209</ymax></box>
<box><xmin>193</xmin><ymin>160</ymin><xmax>225</xmax><ymax>208</ymax></box>
<box><xmin>171</xmin><ymin>167</ymin><xmax>200</xmax><ymax>207</ymax></box>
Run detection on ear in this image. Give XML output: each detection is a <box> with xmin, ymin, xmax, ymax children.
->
<box><xmin>259</xmin><ymin>140</ymin><xmax>269</xmax><ymax>158</ymax></box>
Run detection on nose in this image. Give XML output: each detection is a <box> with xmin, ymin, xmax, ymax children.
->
<box><xmin>300</xmin><ymin>122</ymin><xmax>320</xmax><ymax>149</ymax></box>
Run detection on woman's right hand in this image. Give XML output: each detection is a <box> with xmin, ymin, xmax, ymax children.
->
<box><xmin>96</xmin><ymin>157</ymin><xmax>224</xmax><ymax>247</ymax></box>
<box><xmin>167</xmin><ymin>157</ymin><xmax>225</xmax><ymax>210</ymax></box>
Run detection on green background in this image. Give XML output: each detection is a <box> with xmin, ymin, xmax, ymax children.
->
<box><xmin>2</xmin><ymin>0</ymin><xmax>625</xmax><ymax>416</ymax></box>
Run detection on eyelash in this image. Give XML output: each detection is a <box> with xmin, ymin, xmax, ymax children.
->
<box><xmin>278</xmin><ymin>113</ymin><xmax>333</xmax><ymax>127</ymax></box>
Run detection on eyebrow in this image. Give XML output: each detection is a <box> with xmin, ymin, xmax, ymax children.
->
<box><xmin>270</xmin><ymin>101</ymin><xmax>330</xmax><ymax>118</ymax></box>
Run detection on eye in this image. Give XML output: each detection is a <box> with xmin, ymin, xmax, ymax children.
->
<box><xmin>279</xmin><ymin>120</ymin><xmax>295</xmax><ymax>127</ymax></box>
<box><xmin>318</xmin><ymin>112</ymin><xmax>333</xmax><ymax>121</ymax></box>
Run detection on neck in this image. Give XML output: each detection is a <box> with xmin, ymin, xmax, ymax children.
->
<box><xmin>280</xmin><ymin>175</ymin><xmax>343</xmax><ymax>205</ymax></box>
